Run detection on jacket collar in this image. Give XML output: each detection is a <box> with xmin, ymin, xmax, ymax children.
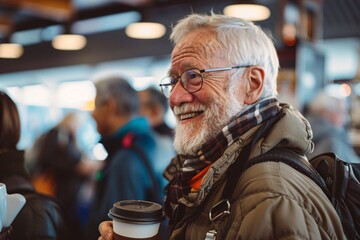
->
<box><xmin>100</xmin><ymin>116</ymin><xmax>150</xmax><ymax>156</ymax></box>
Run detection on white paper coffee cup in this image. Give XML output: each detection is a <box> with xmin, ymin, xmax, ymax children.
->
<box><xmin>108</xmin><ymin>200</ymin><xmax>164</xmax><ymax>240</ymax></box>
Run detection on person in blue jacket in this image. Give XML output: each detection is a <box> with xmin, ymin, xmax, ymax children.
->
<box><xmin>85</xmin><ymin>76</ymin><xmax>163</xmax><ymax>240</ymax></box>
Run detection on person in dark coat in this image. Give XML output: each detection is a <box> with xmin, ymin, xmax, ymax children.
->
<box><xmin>85</xmin><ymin>76</ymin><xmax>163</xmax><ymax>240</ymax></box>
<box><xmin>0</xmin><ymin>90</ymin><xmax>68</xmax><ymax>240</ymax></box>
<box><xmin>28</xmin><ymin>111</ymin><xmax>102</xmax><ymax>240</ymax></box>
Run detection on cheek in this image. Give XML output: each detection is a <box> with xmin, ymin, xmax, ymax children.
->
<box><xmin>229</xmin><ymin>79</ymin><xmax>248</xmax><ymax>105</ymax></box>
<box><xmin>202</xmin><ymin>82</ymin><xmax>229</xmax><ymax>106</ymax></box>
<box><xmin>204</xmin><ymin>75</ymin><xmax>228</xmax><ymax>94</ymax></box>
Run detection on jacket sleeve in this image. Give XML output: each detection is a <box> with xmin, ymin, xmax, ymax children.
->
<box><xmin>11</xmin><ymin>193</ymin><xmax>68</xmax><ymax>240</ymax></box>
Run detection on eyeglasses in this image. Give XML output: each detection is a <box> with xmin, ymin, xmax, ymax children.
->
<box><xmin>159</xmin><ymin>65</ymin><xmax>251</xmax><ymax>98</ymax></box>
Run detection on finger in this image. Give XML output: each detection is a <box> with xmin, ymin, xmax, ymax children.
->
<box><xmin>98</xmin><ymin>221</ymin><xmax>111</xmax><ymax>233</ymax></box>
<box><xmin>98</xmin><ymin>221</ymin><xmax>113</xmax><ymax>240</ymax></box>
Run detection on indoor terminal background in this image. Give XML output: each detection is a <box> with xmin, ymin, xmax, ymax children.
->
<box><xmin>0</xmin><ymin>0</ymin><xmax>359</xmax><ymax>157</ymax></box>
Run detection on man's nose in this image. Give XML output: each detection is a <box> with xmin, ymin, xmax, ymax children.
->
<box><xmin>169</xmin><ymin>81</ymin><xmax>193</xmax><ymax>106</ymax></box>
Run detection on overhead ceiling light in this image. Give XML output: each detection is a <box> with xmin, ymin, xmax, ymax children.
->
<box><xmin>0</xmin><ymin>43</ymin><xmax>24</xmax><ymax>58</ymax></box>
<box><xmin>125</xmin><ymin>22</ymin><xmax>166</xmax><ymax>39</ymax></box>
<box><xmin>52</xmin><ymin>34</ymin><xmax>87</xmax><ymax>50</ymax></box>
<box><xmin>224</xmin><ymin>4</ymin><xmax>271</xmax><ymax>21</ymax></box>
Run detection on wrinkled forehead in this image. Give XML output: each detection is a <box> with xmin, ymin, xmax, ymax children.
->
<box><xmin>170</xmin><ymin>28</ymin><xmax>225</xmax><ymax>70</ymax></box>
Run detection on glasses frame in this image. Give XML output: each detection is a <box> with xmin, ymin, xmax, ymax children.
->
<box><xmin>159</xmin><ymin>65</ymin><xmax>251</xmax><ymax>98</ymax></box>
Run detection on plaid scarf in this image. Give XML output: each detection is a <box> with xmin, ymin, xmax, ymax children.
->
<box><xmin>165</xmin><ymin>98</ymin><xmax>280</xmax><ymax>214</ymax></box>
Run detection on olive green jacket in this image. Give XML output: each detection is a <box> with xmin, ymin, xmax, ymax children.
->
<box><xmin>166</xmin><ymin>104</ymin><xmax>345</xmax><ymax>240</ymax></box>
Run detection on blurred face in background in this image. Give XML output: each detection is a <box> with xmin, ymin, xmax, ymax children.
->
<box><xmin>329</xmin><ymin>98</ymin><xmax>349</xmax><ymax>128</ymax></box>
<box><xmin>139</xmin><ymin>90</ymin><xmax>155</xmax><ymax>126</ymax></box>
<box><xmin>92</xmin><ymin>97</ymin><xmax>112</xmax><ymax>137</ymax></box>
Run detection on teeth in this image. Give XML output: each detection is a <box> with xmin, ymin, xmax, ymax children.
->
<box><xmin>180</xmin><ymin>111</ymin><xmax>202</xmax><ymax>120</ymax></box>
<box><xmin>174</xmin><ymin>105</ymin><xmax>205</xmax><ymax>120</ymax></box>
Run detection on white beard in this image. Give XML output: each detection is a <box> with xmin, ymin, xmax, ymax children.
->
<box><xmin>173</xmin><ymin>92</ymin><xmax>242</xmax><ymax>155</ymax></box>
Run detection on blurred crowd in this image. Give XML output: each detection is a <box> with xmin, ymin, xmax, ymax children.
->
<box><xmin>1</xmin><ymin>76</ymin><xmax>359</xmax><ymax>239</ymax></box>
<box><xmin>0</xmin><ymin>82</ymin><xmax>175</xmax><ymax>240</ymax></box>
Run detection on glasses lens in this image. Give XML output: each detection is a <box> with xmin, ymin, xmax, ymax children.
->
<box><xmin>160</xmin><ymin>77</ymin><xmax>172</xmax><ymax>98</ymax></box>
<box><xmin>181</xmin><ymin>69</ymin><xmax>202</xmax><ymax>93</ymax></box>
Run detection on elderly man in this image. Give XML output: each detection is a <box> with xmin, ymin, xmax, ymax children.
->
<box><xmin>98</xmin><ymin>13</ymin><xmax>345</xmax><ymax>240</ymax></box>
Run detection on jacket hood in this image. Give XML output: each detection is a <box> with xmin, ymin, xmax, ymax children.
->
<box><xmin>251</xmin><ymin>103</ymin><xmax>314</xmax><ymax>158</ymax></box>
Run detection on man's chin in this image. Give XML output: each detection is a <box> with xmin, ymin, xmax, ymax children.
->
<box><xmin>174</xmin><ymin>126</ymin><xmax>209</xmax><ymax>155</ymax></box>
<box><xmin>174</xmin><ymin>140</ymin><xmax>200</xmax><ymax>156</ymax></box>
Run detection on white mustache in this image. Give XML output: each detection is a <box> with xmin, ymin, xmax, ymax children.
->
<box><xmin>173</xmin><ymin>103</ymin><xmax>206</xmax><ymax>115</ymax></box>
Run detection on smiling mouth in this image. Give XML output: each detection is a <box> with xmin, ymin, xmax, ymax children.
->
<box><xmin>179</xmin><ymin>111</ymin><xmax>204</xmax><ymax>120</ymax></box>
<box><xmin>174</xmin><ymin>104</ymin><xmax>206</xmax><ymax>121</ymax></box>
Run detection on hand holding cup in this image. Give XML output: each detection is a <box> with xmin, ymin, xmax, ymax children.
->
<box><xmin>108</xmin><ymin>200</ymin><xmax>164</xmax><ymax>240</ymax></box>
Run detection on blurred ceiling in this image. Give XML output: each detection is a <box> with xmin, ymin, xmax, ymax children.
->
<box><xmin>0</xmin><ymin>0</ymin><xmax>359</xmax><ymax>75</ymax></box>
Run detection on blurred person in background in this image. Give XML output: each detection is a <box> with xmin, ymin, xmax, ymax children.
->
<box><xmin>27</xmin><ymin>111</ymin><xmax>101</xmax><ymax>239</ymax></box>
<box><xmin>139</xmin><ymin>87</ymin><xmax>174</xmax><ymax>138</ymax></box>
<box><xmin>0</xmin><ymin>90</ymin><xmax>67</xmax><ymax>240</ymax></box>
<box><xmin>85</xmin><ymin>76</ymin><xmax>164</xmax><ymax>240</ymax></box>
<box><xmin>139</xmin><ymin>87</ymin><xmax>176</xmax><ymax>189</ymax></box>
<box><xmin>305</xmin><ymin>89</ymin><xmax>360</xmax><ymax>163</ymax></box>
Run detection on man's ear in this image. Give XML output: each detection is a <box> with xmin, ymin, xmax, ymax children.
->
<box><xmin>244</xmin><ymin>66</ymin><xmax>265</xmax><ymax>104</ymax></box>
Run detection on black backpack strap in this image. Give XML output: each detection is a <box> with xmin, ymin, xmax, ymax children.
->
<box><xmin>221</xmin><ymin>110</ymin><xmax>286</xmax><ymax>200</ymax></box>
<box><xmin>221</xmin><ymin>143</ymin><xmax>253</xmax><ymax>200</ymax></box>
<box><xmin>310</xmin><ymin>153</ymin><xmax>357</xmax><ymax>206</ymax></box>
<box><xmin>117</xmin><ymin>132</ymin><xmax>162</xmax><ymax>204</ymax></box>
<box><xmin>126</xmin><ymin>143</ymin><xmax>162</xmax><ymax>205</ymax></box>
<box><xmin>206</xmin><ymin>112</ymin><xmax>287</xmax><ymax>238</ymax></box>
<box><xmin>247</xmin><ymin>148</ymin><xmax>330</xmax><ymax>197</ymax></box>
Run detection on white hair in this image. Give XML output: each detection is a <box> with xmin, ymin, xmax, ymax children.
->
<box><xmin>170</xmin><ymin>13</ymin><xmax>279</xmax><ymax>101</ymax></box>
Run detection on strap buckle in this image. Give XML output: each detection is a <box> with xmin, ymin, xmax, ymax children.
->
<box><xmin>209</xmin><ymin>199</ymin><xmax>230</xmax><ymax>223</ymax></box>
<box><xmin>205</xmin><ymin>229</ymin><xmax>218</xmax><ymax>240</ymax></box>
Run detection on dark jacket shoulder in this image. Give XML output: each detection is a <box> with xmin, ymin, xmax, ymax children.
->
<box><xmin>4</xmin><ymin>175</ymin><xmax>68</xmax><ymax>240</ymax></box>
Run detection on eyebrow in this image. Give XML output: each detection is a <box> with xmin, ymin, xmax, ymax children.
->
<box><xmin>168</xmin><ymin>63</ymin><xmax>199</xmax><ymax>76</ymax></box>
